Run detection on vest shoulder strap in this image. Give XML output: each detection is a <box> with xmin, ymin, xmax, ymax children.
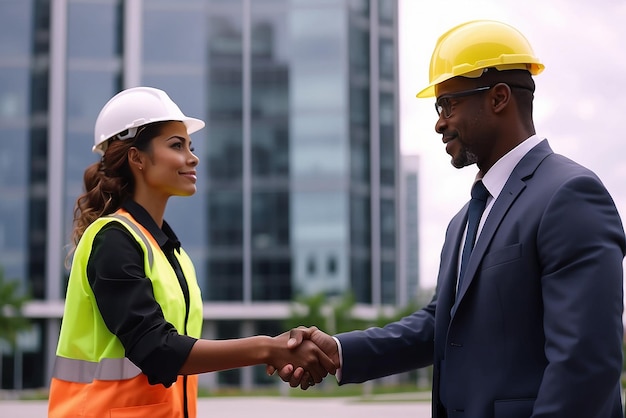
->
<box><xmin>104</xmin><ymin>213</ymin><xmax>154</xmax><ymax>268</ymax></box>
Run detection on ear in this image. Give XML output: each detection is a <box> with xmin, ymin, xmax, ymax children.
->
<box><xmin>491</xmin><ymin>83</ymin><xmax>511</xmax><ymax>114</ymax></box>
<box><xmin>127</xmin><ymin>147</ymin><xmax>145</xmax><ymax>172</ymax></box>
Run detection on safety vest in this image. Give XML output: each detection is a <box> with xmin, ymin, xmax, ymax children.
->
<box><xmin>48</xmin><ymin>209</ymin><xmax>203</xmax><ymax>418</ymax></box>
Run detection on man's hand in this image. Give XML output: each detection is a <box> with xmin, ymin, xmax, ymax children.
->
<box><xmin>265</xmin><ymin>328</ymin><xmax>337</xmax><ymax>386</ymax></box>
<box><xmin>267</xmin><ymin>326</ymin><xmax>339</xmax><ymax>389</ymax></box>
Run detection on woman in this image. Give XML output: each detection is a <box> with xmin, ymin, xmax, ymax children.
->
<box><xmin>48</xmin><ymin>87</ymin><xmax>334</xmax><ymax>418</ymax></box>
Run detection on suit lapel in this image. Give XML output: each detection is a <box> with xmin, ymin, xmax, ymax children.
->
<box><xmin>451</xmin><ymin>140</ymin><xmax>553</xmax><ymax>315</ymax></box>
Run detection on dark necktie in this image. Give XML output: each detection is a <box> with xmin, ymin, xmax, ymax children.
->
<box><xmin>458</xmin><ymin>180</ymin><xmax>489</xmax><ymax>289</ymax></box>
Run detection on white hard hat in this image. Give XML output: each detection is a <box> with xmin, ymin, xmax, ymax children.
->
<box><xmin>93</xmin><ymin>86</ymin><xmax>205</xmax><ymax>155</ymax></box>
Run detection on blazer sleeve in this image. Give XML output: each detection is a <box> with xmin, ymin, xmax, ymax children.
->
<box><xmin>533</xmin><ymin>173</ymin><xmax>625</xmax><ymax>416</ymax></box>
<box><xmin>335</xmin><ymin>297</ymin><xmax>436</xmax><ymax>384</ymax></box>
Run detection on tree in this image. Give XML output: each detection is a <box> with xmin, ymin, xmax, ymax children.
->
<box><xmin>0</xmin><ymin>267</ymin><xmax>31</xmax><ymax>347</ymax></box>
<box><xmin>284</xmin><ymin>292</ymin><xmax>368</xmax><ymax>335</ymax></box>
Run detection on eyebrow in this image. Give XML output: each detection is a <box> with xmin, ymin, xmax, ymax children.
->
<box><xmin>165</xmin><ymin>135</ymin><xmax>187</xmax><ymax>142</ymax></box>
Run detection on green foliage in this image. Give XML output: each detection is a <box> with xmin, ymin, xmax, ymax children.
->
<box><xmin>0</xmin><ymin>267</ymin><xmax>31</xmax><ymax>347</ymax></box>
<box><xmin>284</xmin><ymin>288</ymin><xmax>436</xmax><ymax>335</ymax></box>
<box><xmin>284</xmin><ymin>293</ymin><xmax>328</xmax><ymax>331</ymax></box>
<box><xmin>284</xmin><ymin>292</ymin><xmax>370</xmax><ymax>335</ymax></box>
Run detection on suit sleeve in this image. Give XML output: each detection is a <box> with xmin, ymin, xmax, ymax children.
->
<box><xmin>534</xmin><ymin>174</ymin><xmax>625</xmax><ymax>416</ymax></box>
<box><xmin>335</xmin><ymin>297</ymin><xmax>436</xmax><ymax>384</ymax></box>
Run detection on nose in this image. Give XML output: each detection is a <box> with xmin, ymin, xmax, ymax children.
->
<box><xmin>188</xmin><ymin>149</ymin><xmax>199</xmax><ymax>167</ymax></box>
<box><xmin>435</xmin><ymin>113</ymin><xmax>447</xmax><ymax>134</ymax></box>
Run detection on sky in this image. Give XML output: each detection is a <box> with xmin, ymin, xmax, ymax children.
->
<box><xmin>398</xmin><ymin>0</ymin><xmax>626</xmax><ymax>288</ymax></box>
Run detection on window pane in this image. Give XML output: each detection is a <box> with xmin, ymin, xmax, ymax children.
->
<box><xmin>68</xmin><ymin>1</ymin><xmax>120</xmax><ymax>59</ymax></box>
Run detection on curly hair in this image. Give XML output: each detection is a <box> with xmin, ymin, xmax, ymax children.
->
<box><xmin>67</xmin><ymin>122</ymin><xmax>168</xmax><ymax>261</ymax></box>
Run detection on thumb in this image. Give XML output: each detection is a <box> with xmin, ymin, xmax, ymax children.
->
<box><xmin>287</xmin><ymin>326</ymin><xmax>319</xmax><ymax>349</ymax></box>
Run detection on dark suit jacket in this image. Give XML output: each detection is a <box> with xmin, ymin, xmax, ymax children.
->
<box><xmin>337</xmin><ymin>140</ymin><xmax>626</xmax><ymax>418</ymax></box>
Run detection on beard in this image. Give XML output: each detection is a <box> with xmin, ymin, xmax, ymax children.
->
<box><xmin>451</xmin><ymin>145</ymin><xmax>478</xmax><ymax>169</ymax></box>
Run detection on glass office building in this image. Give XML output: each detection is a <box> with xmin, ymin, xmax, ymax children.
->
<box><xmin>0</xmin><ymin>0</ymin><xmax>401</xmax><ymax>390</ymax></box>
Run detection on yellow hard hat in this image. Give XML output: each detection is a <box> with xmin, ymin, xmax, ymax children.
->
<box><xmin>416</xmin><ymin>20</ymin><xmax>545</xmax><ymax>98</ymax></box>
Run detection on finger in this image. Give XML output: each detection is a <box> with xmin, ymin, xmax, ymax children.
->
<box><xmin>288</xmin><ymin>326</ymin><xmax>319</xmax><ymax>348</ymax></box>
<box><xmin>299</xmin><ymin>372</ymin><xmax>315</xmax><ymax>390</ymax></box>
<box><xmin>276</xmin><ymin>364</ymin><xmax>294</xmax><ymax>382</ymax></box>
<box><xmin>288</xmin><ymin>366</ymin><xmax>305</xmax><ymax>387</ymax></box>
<box><xmin>317</xmin><ymin>348</ymin><xmax>337</xmax><ymax>375</ymax></box>
<box><xmin>266</xmin><ymin>364</ymin><xmax>276</xmax><ymax>376</ymax></box>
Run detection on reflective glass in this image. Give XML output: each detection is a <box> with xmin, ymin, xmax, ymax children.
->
<box><xmin>350</xmin><ymin>194</ymin><xmax>370</xmax><ymax>248</ymax></box>
<box><xmin>351</xmin><ymin>256</ymin><xmax>371</xmax><ymax>303</ymax></box>
<box><xmin>349</xmin><ymin>0</ymin><xmax>369</xmax><ymax>15</ymax></box>
<box><xmin>349</xmin><ymin>26</ymin><xmax>370</xmax><ymax>78</ymax></box>
<box><xmin>379</xmin><ymin>38</ymin><xmax>394</xmax><ymax>80</ymax></box>
<box><xmin>290</xmin><ymin>6</ymin><xmax>345</xmax><ymax>110</ymax></box>
<box><xmin>291</xmin><ymin>112</ymin><xmax>346</xmax><ymax>179</ymax></box>
<box><xmin>207</xmin><ymin>259</ymin><xmax>243</xmax><ymax>301</ymax></box>
<box><xmin>0</xmin><ymin>1</ymin><xmax>33</xmax><ymax>57</ymax></box>
<box><xmin>0</xmin><ymin>128</ymin><xmax>29</xmax><ymax>282</ymax></box>
<box><xmin>251</xmin><ymin>4</ymin><xmax>289</xmax><ymax>180</ymax></box>
<box><xmin>252</xmin><ymin>192</ymin><xmax>289</xmax><ymax>248</ymax></box>
<box><xmin>208</xmin><ymin>190</ymin><xmax>243</xmax><ymax>247</ymax></box>
<box><xmin>378</xmin><ymin>0</ymin><xmax>395</xmax><ymax>24</ymax></box>
<box><xmin>291</xmin><ymin>191</ymin><xmax>347</xmax><ymax>243</ymax></box>
<box><xmin>379</xmin><ymin>92</ymin><xmax>395</xmax><ymax>186</ymax></box>
<box><xmin>68</xmin><ymin>1</ymin><xmax>119</xmax><ymax>59</ymax></box>
<box><xmin>143</xmin><ymin>3</ymin><xmax>205</xmax><ymax>65</ymax></box>
<box><xmin>252</xmin><ymin>257</ymin><xmax>291</xmax><ymax>301</ymax></box>
<box><xmin>381</xmin><ymin>260</ymin><xmax>396</xmax><ymax>304</ymax></box>
<box><xmin>380</xmin><ymin>198</ymin><xmax>395</xmax><ymax>249</ymax></box>
<box><xmin>0</xmin><ymin>68</ymin><xmax>30</xmax><ymax>121</ymax></box>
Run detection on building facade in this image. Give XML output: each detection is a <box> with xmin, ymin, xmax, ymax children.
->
<box><xmin>0</xmin><ymin>0</ymin><xmax>403</xmax><ymax>390</ymax></box>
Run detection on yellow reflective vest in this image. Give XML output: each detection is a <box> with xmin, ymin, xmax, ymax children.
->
<box><xmin>49</xmin><ymin>209</ymin><xmax>203</xmax><ymax>418</ymax></box>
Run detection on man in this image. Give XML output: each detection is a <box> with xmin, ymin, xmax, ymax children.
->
<box><xmin>272</xmin><ymin>20</ymin><xmax>626</xmax><ymax>417</ymax></box>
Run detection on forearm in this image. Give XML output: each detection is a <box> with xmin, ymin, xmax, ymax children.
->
<box><xmin>179</xmin><ymin>336</ymin><xmax>272</xmax><ymax>375</ymax></box>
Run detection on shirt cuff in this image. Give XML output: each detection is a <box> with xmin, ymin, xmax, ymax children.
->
<box><xmin>332</xmin><ymin>336</ymin><xmax>343</xmax><ymax>383</ymax></box>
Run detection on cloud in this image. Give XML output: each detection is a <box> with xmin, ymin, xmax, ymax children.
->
<box><xmin>399</xmin><ymin>0</ymin><xmax>626</xmax><ymax>288</ymax></box>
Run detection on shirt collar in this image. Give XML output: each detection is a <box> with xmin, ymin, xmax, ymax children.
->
<box><xmin>480</xmin><ymin>134</ymin><xmax>544</xmax><ymax>199</ymax></box>
<box><xmin>121</xmin><ymin>199</ymin><xmax>181</xmax><ymax>251</ymax></box>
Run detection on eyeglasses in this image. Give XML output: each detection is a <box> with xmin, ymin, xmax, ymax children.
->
<box><xmin>435</xmin><ymin>86</ymin><xmax>492</xmax><ymax>118</ymax></box>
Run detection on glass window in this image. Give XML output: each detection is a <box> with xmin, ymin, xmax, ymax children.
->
<box><xmin>350</xmin><ymin>193</ymin><xmax>370</xmax><ymax>248</ymax></box>
<box><xmin>0</xmin><ymin>68</ymin><xmax>30</xmax><ymax>121</ymax></box>
<box><xmin>378</xmin><ymin>0</ymin><xmax>395</xmax><ymax>24</ymax></box>
<box><xmin>350</xmin><ymin>84</ymin><xmax>370</xmax><ymax>127</ymax></box>
<box><xmin>350</xmin><ymin>133</ymin><xmax>370</xmax><ymax>184</ymax></box>
<box><xmin>251</xmin><ymin>124</ymin><xmax>289</xmax><ymax>177</ymax></box>
<box><xmin>349</xmin><ymin>0</ymin><xmax>369</xmax><ymax>16</ymax></box>
<box><xmin>379</xmin><ymin>92</ymin><xmax>395</xmax><ymax>186</ymax></box>
<box><xmin>291</xmin><ymin>191</ymin><xmax>347</xmax><ymax>243</ymax></box>
<box><xmin>68</xmin><ymin>0</ymin><xmax>120</xmax><ymax>59</ymax></box>
<box><xmin>327</xmin><ymin>255</ymin><xmax>337</xmax><ymax>275</ymax></box>
<box><xmin>252</xmin><ymin>257</ymin><xmax>292</xmax><ymax>301</ymax></box>
<box><xmin>380</xmin><ymin>198</ymin><xmax>395</xmax><ymax>249</ymax></box>
<box><xmin>381</xmin><ymin>260</ymin><xmax>396</xmax><ymax>304</ymax></box>
<box><xmin>143</xmin><ymin>3</ymin><xmax>206</xmax><ymax>65</ymax></box>
<box><xmin>0</xmin><ymin>128</ymin><xmax>29</xmax><ymax>282</ymax></box>
<box><xmin>252</xmin><ymin>192</ymin><xmax>290</xmax><ymax>248</ymax></box>
<box><xmin>349</xmin><ymin>26</ymin><xmax>370</xmax><ymax>78</ymax></box>
<box><xmin>207</xmin><ymin>259</ymin><xmax>243</xmax><ymax>301</ymax></box>
<box><xmin>207</xmin><ymin>124</ymin><xmax>243</xmax><ymax>180</ymax></box>
<box><xmin>0</xmin><ymin>1</ymin><xmax>33</xmax><ymax>58</ymax></box>
<box><xmin>290</xmin><ymin>6</ymin><xmax>345</xmax><ymax>111</ymax></box>
<box><xmin>291</xmin><ymin>112</ymin><xmax>347</xmax><ymax>179</ymax></box>
<box><xmin>208</xmin><ymin>190</ymin><xmax>243</xmax><ymax>247</ymax></box>
<box><xmin>250</xmin><ymin>6</ymin><xmax>290</xmax><ymax>181</ymax></box>
<box><xmin>379</xmin><ymin>38</ymin><xmax>395</xmax><ymax>80</ymax></box>
<box><xmin>66</xmin><ymin>70</ymin><xmax>119</xmax><ymax>123</ymax></box>
<box><xmin>351</xmin><ymin>255</ymin><xmax>371</xmax><ymax>303</ymax></box>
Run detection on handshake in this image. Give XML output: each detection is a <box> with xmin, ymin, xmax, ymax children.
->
<box><xmin>266</xmin><ymin>326</ymin><xmax>338</xmax><ymax>390</ymax></box>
